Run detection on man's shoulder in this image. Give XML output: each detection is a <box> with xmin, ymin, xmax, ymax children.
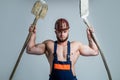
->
<box><xmin>70</xmin><ymin>41</ymin><xmax>82</xmax><ymax>44</ymax></box>
<box><xmin>43</xmin><ymin>39</ymin><xmax>54</xmax><ymax>44</ymax></box>
<box><xmin>70</xmin><ymin>41</ymin><xmax>83</xmax><ymax>47</ymax></box>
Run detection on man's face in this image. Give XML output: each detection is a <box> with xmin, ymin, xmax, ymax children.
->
<box><xmin>55</xmin><ymin>18</ymin><xmax>70</xmax><ymax>42</ymax></box>
<box><xmin>55</xmin><ymin>30</ymin><xmax>69</xmax><ymax>42</ymax></box>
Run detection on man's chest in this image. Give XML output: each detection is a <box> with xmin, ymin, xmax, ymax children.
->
<box><xmin>56</xmin><ymin>46</ymin><xmax>79</xmax><ymax>61</ymax></box>
<box><xmin>47</xmin><ymin>42</ymin><xmax>80</xmax><ymax>62</ymax></box>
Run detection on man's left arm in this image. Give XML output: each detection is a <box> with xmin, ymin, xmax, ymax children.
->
<box><xmin>79</xmin><ymin>27</ymin><xmax>99</xmax><ymax>56</ymax></box>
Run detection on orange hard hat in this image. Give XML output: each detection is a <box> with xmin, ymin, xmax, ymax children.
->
<box><xmin>55</xmin><ymin>18</ymin><xmax>70</xmax><ymax>31</ymax></box>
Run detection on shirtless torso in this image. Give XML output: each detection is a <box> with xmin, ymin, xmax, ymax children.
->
<box><xmin>27</xmin><ymin>39</ymin><xmax>98</xmax><ymax>76</ymax></box>
<box><xmin>44</xmin><ymin>40</ymin><xmax>80</xmax><ymax>76</ymax></box>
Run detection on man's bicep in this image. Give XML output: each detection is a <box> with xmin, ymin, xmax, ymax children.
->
<box><xmin>35</xmin><ymin>43</ymin><xmax>46</xmax><ymax>54</ymax></box>
<box><xmin>79</xmin><ymin>43</ymin><xmax>95</xmax><ymax>56</ymax></box>
<box><xmin>28</xmin><ymin>43</ymin><xmax>46</xmax><ymax>55</ymax></box>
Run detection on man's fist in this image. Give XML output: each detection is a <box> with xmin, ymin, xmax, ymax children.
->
<box><xmin>29</xmin><ymin>25</ymin><xmax>36</xmax><ymax>33</ymax></box>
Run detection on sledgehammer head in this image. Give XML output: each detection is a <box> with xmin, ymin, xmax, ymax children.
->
<box><xmin>31</xmin><ymin>0</ymin><xmax>48</xmax><ymax>19</ymax></box>
<box><xmin>39</xmin><ymin>1</ymin><xmax>48</xmax><ymax>19</ymax></box>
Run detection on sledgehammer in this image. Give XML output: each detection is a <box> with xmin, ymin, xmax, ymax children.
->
<box><xmin>9</xmin><ymin>0</ymin><xmax>48</xmax><ymax>80</ymax></box>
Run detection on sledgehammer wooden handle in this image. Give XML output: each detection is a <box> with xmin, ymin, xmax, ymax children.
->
<box><xmin>9</xmin><ymin>18</ymin><xmax>38</xmax><ymax>80</ymax></box>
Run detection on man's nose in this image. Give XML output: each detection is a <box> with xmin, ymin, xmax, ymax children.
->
<box><xmin>61</xmin><ymin>32</ymin><xmax>64</xmax><ymax>35</ymax></box>
<box><xmin>60</xmin><ymin>32</ymin><xmax>64</xmax><ymax>36</ymax></box>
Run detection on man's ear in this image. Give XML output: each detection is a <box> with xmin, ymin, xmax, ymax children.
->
<box><xmin>55</xmin><ymin>30</ymin><xmax>57</xmax><ymax>34</ymax></box>
<box><xmin>55</xmin><ymin>30</ymin><xmax>57</xmax><ymax>33</ymax></box>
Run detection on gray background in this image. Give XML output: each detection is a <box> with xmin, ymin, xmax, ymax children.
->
<box><xmin>0</xmin><ymin>0</ymin><xmax>119</xmax><ymax>80</ymax></box>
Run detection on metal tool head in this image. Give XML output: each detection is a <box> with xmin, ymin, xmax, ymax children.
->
<box><xmin>39</xmin><ymin>1</ymin><xmax>48</xmax><ymax>19</ymax></box>
<box><xmin>79</xmin><ymin>0</ymin><xmax>89</xmax><ymax>19</ymax></box>
<box><xmin>31</xmin><ymin>0</ymin><xmax>48</xmax><ymax>19</ymax></box>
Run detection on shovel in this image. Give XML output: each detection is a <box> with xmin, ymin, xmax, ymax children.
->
<box><xmin>9</xmin><ymin>0</ymin><xmax>48</xmax><ymax>80</ymax></box>
<box><xmin>79</xmin><ymin>0</ymin><xmax>112</xmax><ymax>80</ymax></box>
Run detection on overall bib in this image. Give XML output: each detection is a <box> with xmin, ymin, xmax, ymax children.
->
<box><xmin>49</xmin><ymin>41</ymin><xmax>77</xmax><ymax>80</ymax></box>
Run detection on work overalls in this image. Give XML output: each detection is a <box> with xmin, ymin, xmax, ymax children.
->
<box><xmin>49</xmin><ymin>41</ymin><xmax>77</xmax><ymax>80</ymax></box>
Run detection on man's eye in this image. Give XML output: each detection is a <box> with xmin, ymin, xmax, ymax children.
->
<box><xmin>64</xmin><ymin>31</ymin><xmax>67</xmax><ymax>33</ymax></box>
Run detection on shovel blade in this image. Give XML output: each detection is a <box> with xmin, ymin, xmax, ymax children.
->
<box><xmin>80</xmin><ymin>0</ymin><xmax>89</xmax><ymax>18</ymax></box>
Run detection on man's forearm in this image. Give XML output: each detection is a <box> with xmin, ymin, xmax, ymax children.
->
<box><xmin>26</xmin><ymin>34</ymin><xmax>36</xmax><ymax>51</ymax></box>
<box><xmin>88</xmin><ymin>38</ymin><xmax>98</xmax><ymax>52</ymax></box>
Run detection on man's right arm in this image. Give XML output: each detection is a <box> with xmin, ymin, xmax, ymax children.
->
<box><xmin>26</xmin><ymin>25</ymin><xmax>46</xmax><ymax>55</ymax></box>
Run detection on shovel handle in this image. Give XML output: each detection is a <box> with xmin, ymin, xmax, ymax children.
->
<box><xmin>83</xmin><ymin>18</ymin><xmax>112</xmax><ymax>80</ymax></box>
<box><xmin>91</xmin><ymin>32</ymin><xmax>112</xmax><ymax>80</ymax></box>
<box><xmin>9</xmin><ymin>18</ymin><xmax>38</xmax><ymax>80</ymax></box>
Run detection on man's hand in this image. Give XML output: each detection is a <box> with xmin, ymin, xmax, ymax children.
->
<box><xmin>29</xmin><ymin>25</ymin><xmax>36</xmax><ymax>34</ymax></box>
<box><xmin>86</xmin><ymin>27</ymin><xmax>94</xmax><ymax>41</ymax></box>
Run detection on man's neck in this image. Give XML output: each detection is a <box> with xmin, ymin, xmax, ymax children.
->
<box><xmin>57</xmin><ymin>40</ymin><xmax>68</xmax><ymax>46</ymax></box>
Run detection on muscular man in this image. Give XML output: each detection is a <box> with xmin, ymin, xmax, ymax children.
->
<box><xmin>26</xmin><ymin>18</ymin><xmax>99</xmax><ymax>80</ymax></box>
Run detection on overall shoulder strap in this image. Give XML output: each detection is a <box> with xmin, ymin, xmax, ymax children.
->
<box><xmin>54</xmin><ymin>41</ymin><xmax>57</xmax><ymax>61</ymax></box>
<box><xmin>67</xmin><ymin>41</ymin><xmax>70</xmax><ymax>61</ymax></box>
